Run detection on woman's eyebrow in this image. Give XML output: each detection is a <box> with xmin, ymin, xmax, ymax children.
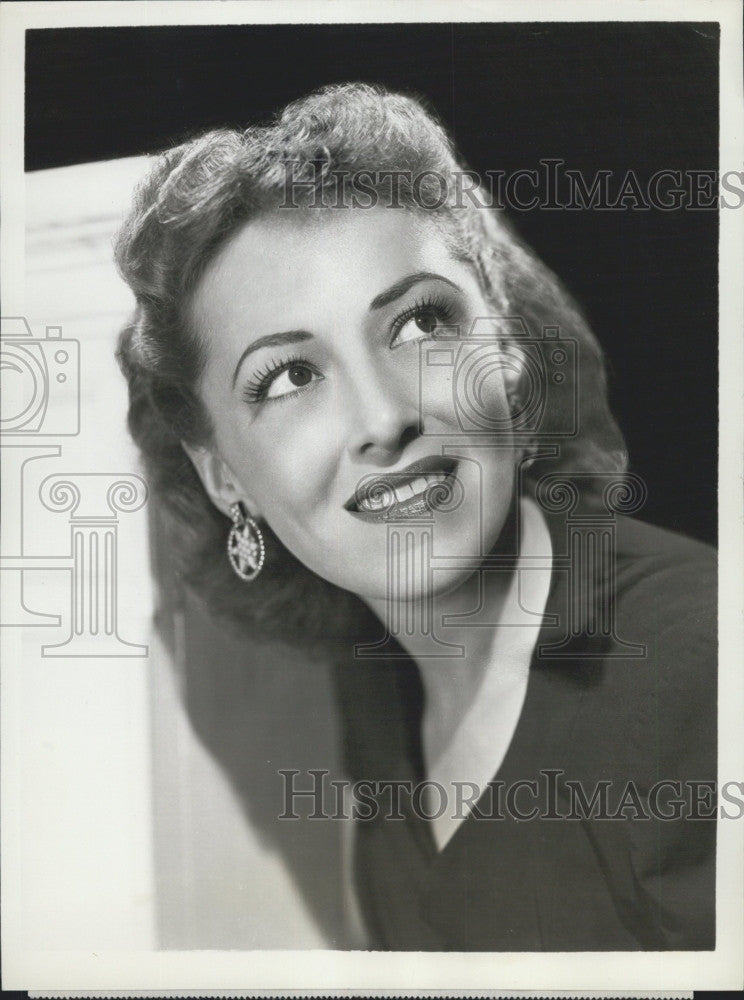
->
<box><xmin>369</xmin><ymin>271</ymin><xmax>462</xmax><ymax>311</ymax></box>
<box><xmin>232</xmin><ymin>330</ymin><xmax>312</xmax><ymax>388</ymax></box>
<box><xmin>230</xmin><ymin>272</ymin><xmax>461</xmax><ymax>388</ymax></box>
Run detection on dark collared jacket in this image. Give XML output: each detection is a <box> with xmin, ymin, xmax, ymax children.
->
<box><xmin>334</xmin><ymin>511</ymin><xmax>717</xmax><ymax>950</ymax></box>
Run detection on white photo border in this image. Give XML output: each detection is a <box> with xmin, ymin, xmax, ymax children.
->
<box><xmin>1</xmin><ymin>0</ymin><xmax>742</xmax><ymax>993</ymax></box>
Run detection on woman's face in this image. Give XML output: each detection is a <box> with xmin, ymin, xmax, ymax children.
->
<box><xmin>189</xmin><ymin>207</ymin><xmax>519</xmax><ymax>602</ymax></box>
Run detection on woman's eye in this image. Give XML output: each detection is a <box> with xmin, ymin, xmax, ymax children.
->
<box><xmin>394</xmin><ymin>308</ymin><xmax>445</xmax><ymax>345</ymax></box>
<box><xmin>265</xmin><ymin>363</ymin><xmax>319</xmax><ymax>399</ymax></box>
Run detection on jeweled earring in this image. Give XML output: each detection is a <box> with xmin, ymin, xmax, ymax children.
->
<box><xmin>227</xmin><ymin>501</ymin><xmax>265</xmax><ymax>581</ymax></box>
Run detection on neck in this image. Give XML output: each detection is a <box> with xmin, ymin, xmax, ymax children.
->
<box><xmin>361</xmin><ymin>497</ymin><xmax>521</xmax><ymax>752</ymax></box>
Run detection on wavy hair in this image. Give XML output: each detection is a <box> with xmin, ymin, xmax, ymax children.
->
<box><xmin>115</xmin><ymin>82</ymin><xmax>627</xmax><ymax>649</ymax></box>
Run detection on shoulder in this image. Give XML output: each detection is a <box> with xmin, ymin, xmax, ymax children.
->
<box><xmin>542</xmin><ymin>513</ymin><xmax>717</xmax><ymax>692</ymax></box>
<box><xmin>556</xmin><ymin>519</ymin><xmax>717</xmax><ymax>949</ymax></box>
<box><xmin>554</xmin><ymin>516</ymin><xmax>717</xmax><ymax>776</ymax></box>
<box><xmin>610</xmin><ymin>516</ymin><xmax>716</xmax><ymax>702</ymax></box>
<box><xmin>612</xmin><ymin>514</ymin><xmax>716</xmax><ymax>619</ymax></box>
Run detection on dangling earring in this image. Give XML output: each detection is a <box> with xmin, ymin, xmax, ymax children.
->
<box><xmin>227</xmin><ymin>501</ymin><xmax>265</xmax><ymax>581</ymax></box>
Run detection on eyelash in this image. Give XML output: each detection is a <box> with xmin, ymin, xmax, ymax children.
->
<box><xmin>241</xmin><ymin>354</ymin><xmax>316</xmax><ymax>405</ymax></box>
<box><xmin>389</xmin><ymin>293</ymin><xmax>456</xmax><ymax>343</ymax></box>
<box><xmin>242</xmin><ymin>293</ymin><xmax>458</xmax><ymax>405</ymax></box>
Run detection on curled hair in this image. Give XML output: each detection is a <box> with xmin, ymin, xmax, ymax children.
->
<box><xmin>115</xmin><ymin>82</ymin><xmax>627</xmax><ymax>648</ymax></box>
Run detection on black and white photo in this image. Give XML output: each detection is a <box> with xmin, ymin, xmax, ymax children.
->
<box><xmin>1</xmin><ymin>0</ymin><xmax>742</xmax><ymax>993</ymax></box>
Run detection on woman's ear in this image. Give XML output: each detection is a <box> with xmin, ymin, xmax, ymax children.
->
<box><xmin>181</xmin><ymin>442</ymin><xmax>261</xmax><ymax>520</ymax></box>
<box><xmin>499</xmin><ymin>341</ymin><xmax>528</xmax><ymax>386</ymax></box>
<box><xmin>499</xmin><ymin>341</ymin><xmax>527</xmax><ymax>400</ymax></box>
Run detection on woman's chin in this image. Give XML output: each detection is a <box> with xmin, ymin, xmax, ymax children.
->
<box><xmin>309</xmin><ymin>507</ymin><xmax>510</xmax><ymax>609</ymax></box>
<box><xmin>352</xmin><ymin>563</ymin><xmax>485</xmax><ymax>616</ymax></box>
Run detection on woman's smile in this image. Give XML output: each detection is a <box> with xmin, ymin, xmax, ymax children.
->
<box><xmin>113</xmin><ymin>80</ymin><xmax>716</xmax><ymax>953</ymax></box>
<box><xmin>345</xmin><ymin>455</ymin><xmax>459</xmax><ymax>521</ymax></box>
<box><xmin>188</xmin><ymin>206</ymin><xmax>518</xmax><ymax>600</ymax></box>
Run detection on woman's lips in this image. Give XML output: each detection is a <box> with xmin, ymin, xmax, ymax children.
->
<box><xmin>344</xmin><ymin>457</ymin><xmax>459</xmax><ymax>523</ymax></box>
<box><xmin>357</xmin><ymin>472</ymin><xmax>449</xmax><ymax>511</ymax></box>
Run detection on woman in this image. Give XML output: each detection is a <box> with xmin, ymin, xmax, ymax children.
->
<box><xmin>115</xmin><ymin>83</ymin><xmax>717</xmax><ymax>950</ymax></box>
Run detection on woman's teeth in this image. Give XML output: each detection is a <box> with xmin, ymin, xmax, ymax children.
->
<box><xmin>358</xmin><ymin>473</ymin><xmax>449</xmax><ymax>512</ymax></box>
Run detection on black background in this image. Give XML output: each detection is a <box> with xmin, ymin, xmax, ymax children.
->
<box><xmin>25</xmin><ymin>22</ymin><xmax>719</xmax><ymax>544</ymax></box>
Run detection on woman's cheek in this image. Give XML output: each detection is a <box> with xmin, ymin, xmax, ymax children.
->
<box><xmin>260</xmin><ymin>411</ymin><xmax>338</xmax><ymax>504</ymax></box>
<box><xmin>417</xmin><ymin>338</ymin><xmax>510</xmax><ymax>433</ymax></box>
<box><xmin>415</xmin><ymin>359</ymin><xmax>454</xmax><ymax>427</ymax></box>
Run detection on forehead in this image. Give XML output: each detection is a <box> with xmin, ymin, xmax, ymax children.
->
<box><xmin>190</xmin><ymin>208</ymin><xmax>460</xmax><ymax>336</ymax></box>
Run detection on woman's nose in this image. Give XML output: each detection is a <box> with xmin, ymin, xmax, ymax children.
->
<box><xmin>344</xmin><ymin>365</ymin><xmax>421</xmax><ymax>465</ymax></box>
